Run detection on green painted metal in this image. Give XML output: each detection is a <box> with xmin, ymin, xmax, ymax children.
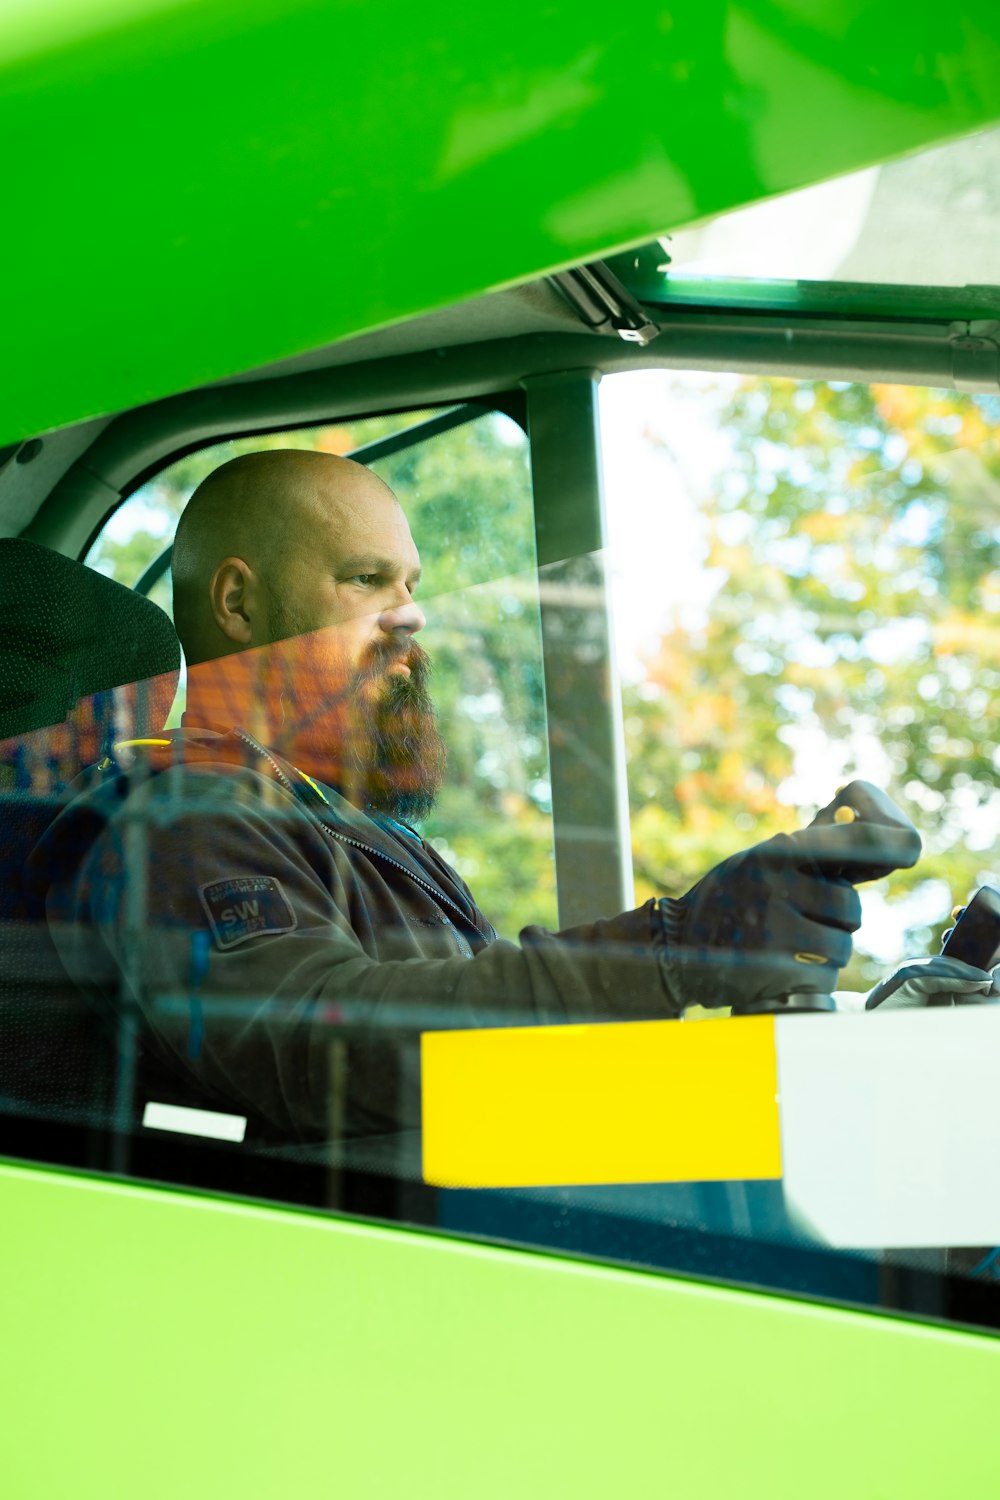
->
<box><xmin>4</xmin><ymin>1</ymin><xmax>1000</xmax><ymax>444</ymax></box>
<box><xmin>0</xmin><ymin>1159</ymin><xmax>997</xmax><ymax>1499</ymax></box>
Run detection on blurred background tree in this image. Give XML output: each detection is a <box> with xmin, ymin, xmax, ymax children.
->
<box><xmin>624</xmin><ymin>376</ymin><xmax>1000</xmax><ymax>989</ymax></box>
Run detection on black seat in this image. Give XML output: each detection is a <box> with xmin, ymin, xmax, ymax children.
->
<box><xmin>0</xmin><ymin>538</ymin><xmax>181</xmax><ymax>1132</ymax></box>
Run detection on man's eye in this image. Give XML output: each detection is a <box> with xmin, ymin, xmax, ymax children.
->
<box><xmin>351</xmin><ymin>574</ymin><xmax>378</xmax><ymax>587</ymax></box>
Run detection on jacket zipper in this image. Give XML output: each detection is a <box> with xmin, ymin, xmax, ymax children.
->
<box><xmin>233</xmin><ymin>728</ymin><xmax>489</xmax><ymax>938</ymax></box>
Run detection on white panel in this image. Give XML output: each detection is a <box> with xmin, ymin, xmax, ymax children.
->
<box><xmin>777</xmin><ymin>1007</ymin><xmax>1000</xmax><ymax>1248</ymax></box>
<box><xmin>142</xmin><ymin>1101</ymin><xmax>247</xmax><ymax>1143</ymax></box>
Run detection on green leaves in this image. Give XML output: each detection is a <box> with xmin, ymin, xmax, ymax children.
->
<box><xmin>626</xmin><ymin>376</ymin><xmax>1000</xmax><ymax>986</ymax></box>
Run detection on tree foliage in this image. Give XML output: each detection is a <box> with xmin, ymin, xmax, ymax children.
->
<box><xmin>626</xmin><ymin>377</ymin><xmax>1000</xmax><ymax>986</ymax></box>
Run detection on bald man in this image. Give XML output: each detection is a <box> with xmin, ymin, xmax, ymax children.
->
<box><xmin>42</xmin><ymin>450</ymin><xmax>917</xmax><ymax>1146</ymax></box>
<box><xmin>170</xmin><ymin>449</ymin><xmax>447</xmax><ymax>816</ymax></box>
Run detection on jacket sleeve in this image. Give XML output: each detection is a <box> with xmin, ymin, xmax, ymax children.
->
<box><xmin>46</xmin><ymin>764</ymin><xmax>676</xmax><ymax>1138</ymax></box>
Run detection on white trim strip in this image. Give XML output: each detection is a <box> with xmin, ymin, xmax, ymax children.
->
<box><xmin>142</xmin><ymin>1101</ymin><xmax>247</xmax><ymax>1143</ymax></box>
<box><xmin>778</xmin><ymin>1007</ymin><xmax>1000</xmax><ymax>1248</ymax></box>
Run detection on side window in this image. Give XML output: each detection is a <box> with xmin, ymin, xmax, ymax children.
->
<box><xmin>83</xmin><ymin>408</ymin><xmax>556</xmax><ymax>938</ymax></box>
<box><xmin>601</xmin><ymin>372</ymin><xmax>1000</xmax><ymax>986</ymax></box>
<box><xmin>10</xmin><ymin>368</ymin><xmax>1000</xmax><ymax>1338</ymax></box>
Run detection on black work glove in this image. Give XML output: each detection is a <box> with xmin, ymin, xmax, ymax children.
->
<box><xmin>658</xmin><ymin>781</ymin><xmax>921</xmax><ymax>1012</ymax></box>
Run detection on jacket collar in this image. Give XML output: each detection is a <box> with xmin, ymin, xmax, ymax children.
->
<box><xmin>162</xmin><ymin>725</ymin><xmax>438</xmax><ymax>889</ymax></box>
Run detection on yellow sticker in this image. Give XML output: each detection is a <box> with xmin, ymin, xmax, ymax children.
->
<box><xmin>422</xmin><ymin>1015</ymin><xmax>781</xmax><ymax>1189</ymax></box>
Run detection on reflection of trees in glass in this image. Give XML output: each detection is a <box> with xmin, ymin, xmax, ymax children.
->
<box><xmin>374</xmin><ymin>418</ymin><xmax>557</xmax><ymax>936</ymax></box>
<box><xmin>628</xmin><ymin>378</ymin><xmax>1000</xmax><ymax>987</ymax></box>
<box><xmin>85</xmin><ymin>412</ymin><xmax>557</xmax><ymax>939</ymax></box>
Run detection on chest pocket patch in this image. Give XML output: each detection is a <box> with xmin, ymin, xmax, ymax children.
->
<box><xmin>199</xmin><ymin>876</ymin><xmax>297</xmax><ymax>951</ymax></box>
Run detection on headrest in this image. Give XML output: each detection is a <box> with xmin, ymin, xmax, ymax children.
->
<box><xmin>0</xmin><ymin>537</ymin><xmax>181</xmax><ymax>744</ymax></box>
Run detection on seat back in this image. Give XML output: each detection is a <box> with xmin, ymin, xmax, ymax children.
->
<box><xmin>0</xmin><ymin>538</ymin><xmax>181</xmax><ymax>1129</ymax></box>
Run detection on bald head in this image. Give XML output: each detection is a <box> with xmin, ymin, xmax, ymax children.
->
<box><xmin>172</xmin><ymin>449</ymin><xmax>407</xmax><ymax>665</ymax></box>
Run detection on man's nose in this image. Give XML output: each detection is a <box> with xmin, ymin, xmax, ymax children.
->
<box><xmin>378</xmin><ymin>599</ymin><xmax>426</xmax><ymax>638</ymax></box>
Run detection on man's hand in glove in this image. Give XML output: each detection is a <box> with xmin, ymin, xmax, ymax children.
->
<box><xmin>865</xmin><ymin>956</ymin><xmax>999</xmax><ymax>1011</ymax></box>
<box><xmin>658</xmin><ymin>780</ymin><xmax>921</xmax><ymax>1013</ymax></box>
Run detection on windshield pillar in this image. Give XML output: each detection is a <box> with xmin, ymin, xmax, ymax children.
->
<box><xmin>523</xmin><ymin>369</ymin><xmax>634</xmax><ymax>927</ymax></box>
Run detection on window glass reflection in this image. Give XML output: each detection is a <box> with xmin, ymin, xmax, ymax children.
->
<box><xmin>602</xmin><ymin>373</ymin><xmax>1000</xmax><ymax>992</ymax></box>
<box><xmin>4</xmin><ymin>378</ymin><xmax>1000</xmax><ymax>1337</ymax></box>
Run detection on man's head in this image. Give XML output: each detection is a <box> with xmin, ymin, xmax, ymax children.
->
<box><xmin>171</xmin><ymin>449</ymin><xmax>445</xmax><ymax>820</ymax></box>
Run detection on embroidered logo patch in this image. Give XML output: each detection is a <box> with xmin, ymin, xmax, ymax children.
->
<box><xmin>198</xmin><ymin>876</ymin><xmax>297</xmax><ymax>951</ymax></box>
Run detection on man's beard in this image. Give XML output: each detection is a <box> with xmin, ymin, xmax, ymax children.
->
<box><xmin>346</xmin><ymin>637</ymin><xmax>446</xmax><ymax>823</ymax></box>
<box><xmin>264</xmin><ymin>600</ymin><xmax>446</xmax><ymax>822</ymax></box>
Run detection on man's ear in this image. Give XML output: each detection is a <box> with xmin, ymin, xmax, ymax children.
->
<box><xmin>208</xmin><ymin>557</ymin><xmax>259</xmax><ymax>648</ymax></box>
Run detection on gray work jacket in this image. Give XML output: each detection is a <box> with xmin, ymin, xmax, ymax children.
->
<box><xmin>40</xmin><ymin>728</ymin><xmax>674</xmax><ymax>1142</ymax></box>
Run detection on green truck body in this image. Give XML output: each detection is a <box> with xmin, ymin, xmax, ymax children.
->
<box><xmin>4</xmin><ymin>4</ymin><xmax>1000</xmax><ymax>1495</ymax></box>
